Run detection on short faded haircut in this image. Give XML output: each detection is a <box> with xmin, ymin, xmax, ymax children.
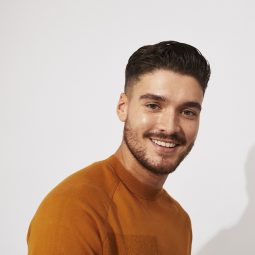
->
<box><xmin>125</xmin><ymin>40</ymin><xmax>211</xmax><ymax>94</ymax></box>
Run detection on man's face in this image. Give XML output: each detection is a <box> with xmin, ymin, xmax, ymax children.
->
<box><xmin>118</xmin><ymin>69</ymin><xmax>204</xmax><ymax>175</ymax></box>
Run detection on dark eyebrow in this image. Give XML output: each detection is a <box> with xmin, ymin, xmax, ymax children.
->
<box><xmin>182</xmin><ymin>102</ymin><xmax>202</xmax><ymax>111</ymax></box>
<box><xmin>139</xmin><ymin>93</ymin><xmax>167</xmax><ymax>102</ymax></box>
<box><xmin>139</xmin><ymin>93</ymin><xmax>202</xmax><ymax>111</ymax></box>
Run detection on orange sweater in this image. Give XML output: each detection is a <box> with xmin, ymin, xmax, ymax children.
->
<box><xmin>27</xmin><ymin>155</ymin><xmax>192</xmax><ymax>255</ymax></box>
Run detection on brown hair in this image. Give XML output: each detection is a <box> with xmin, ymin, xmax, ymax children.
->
<box><xmin>125</xmin><ymin>40</ymin><xmax>211</xmax><ymax>93</ymax></box>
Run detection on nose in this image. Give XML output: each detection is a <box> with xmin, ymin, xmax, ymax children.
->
<box><xmin>157</xmin><ymin>110</ymin><xmax>181</xmax><ymax>134</ymax></box>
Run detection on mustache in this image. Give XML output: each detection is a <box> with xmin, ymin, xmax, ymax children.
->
<box><xmin>143</xmin><ymin>131</ymin><xmax>186</xmax><ymax>145</ymax></box>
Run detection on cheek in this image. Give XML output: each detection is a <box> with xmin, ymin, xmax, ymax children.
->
<box><xmin>140</xmin><ymin>115</ymin><xmax>151</xmax><ymax>125</ymax></box>
<box><xmin>138</xmin><ymin>113</ymin><xmax>157</xmax><ymax>131</ymax></box>
<box><xmin>184</xmin><ymin>122</ymin><xmax>200</xmax><ymax>140</ymax></box>
<box><xmin>128</xmin><ymin>109</ymin><xmax>154</xmax><ymax>129</ymax></box>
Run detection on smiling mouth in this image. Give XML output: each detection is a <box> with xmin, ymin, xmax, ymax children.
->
<box><xmin>151</xmin><ymin>139</ymin><xmax>178</xmax><ymax>148</ymax></box>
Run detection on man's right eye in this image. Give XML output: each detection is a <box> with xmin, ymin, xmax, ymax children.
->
<box><xmin>145</xmin><ymin>103</ymin><xmax>160</xmax><ymax>110</ymax></box>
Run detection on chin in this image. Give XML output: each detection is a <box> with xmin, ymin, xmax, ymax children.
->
<box><xmin>140</xmin><ymin>157</ymin><xmax>179</xmax><ymax>176</ymax></box>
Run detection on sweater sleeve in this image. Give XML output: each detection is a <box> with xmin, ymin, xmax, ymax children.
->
<box><xmin>27</xmin><ymin>185</ymin><xmax>106</xmax><ymax>255</ymax></box>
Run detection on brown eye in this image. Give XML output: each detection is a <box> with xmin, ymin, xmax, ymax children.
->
<box><xmin>146</xmin><ymin>103</ymin><xmax>160</xmax><ymax>110</ymax></box>
<box><xmin>183</xmin><ymin>110</ymin><xmax>195</xmax><ymax>116</ymax></box>
<box><xmin>182</xmin><ymin>109</ymin><xmax>197</xmax><ymax>118</ymax></box>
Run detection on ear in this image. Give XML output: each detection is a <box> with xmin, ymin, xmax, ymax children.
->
<box><xmin>116</xmin><ymin>93</ymin><xmax>128</xmax><ymax>122</ymax></box>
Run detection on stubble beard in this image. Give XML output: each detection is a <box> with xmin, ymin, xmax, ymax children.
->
<box><xmin>123</xmin><ymin>122</ymin><xmax>194</xmax><ymax>176</ymax></box>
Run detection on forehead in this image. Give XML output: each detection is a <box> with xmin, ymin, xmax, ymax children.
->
<box><xmin>129</xmin><ymin>70</ymin><xmax>204</xmax><ymax>104</ymax></box>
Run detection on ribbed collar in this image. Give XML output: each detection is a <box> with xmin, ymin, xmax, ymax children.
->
<box><xmin>106</xmin><ymin>155</ymin><xmax>163</xmax><ymax>201</ymax></box>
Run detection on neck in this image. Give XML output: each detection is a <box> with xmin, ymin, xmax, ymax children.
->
<box><xmin>114</xmin><ymin>141</ymin><xmax>168</xmax><ymax>189</ymax></box>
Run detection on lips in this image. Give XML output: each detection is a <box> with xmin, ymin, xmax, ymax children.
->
<box><xmin>144</xmin><ymin>131</ymin><xmax>186</xmax><ymax>146</ymax></box>
<box><xmin>151</xmin><ymin>139</ymin><xmax>177</xmax><ymax>148</ymax></box>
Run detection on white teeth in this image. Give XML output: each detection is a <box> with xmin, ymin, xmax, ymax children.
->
<box><xmin>152</xmin><ymin>139</ymin><xmax>176</xmax><ymax>148</ymax></box>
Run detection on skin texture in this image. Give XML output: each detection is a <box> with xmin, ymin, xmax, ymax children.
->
<box><xmin>115</xmin><ymin>69</ymin><xmax>204</xmax><ymax>189</ymax></box>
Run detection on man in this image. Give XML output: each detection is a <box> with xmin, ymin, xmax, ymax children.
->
<box><xmin>27</xmin><ymin>41</ymin><xmax>210</xmax><ymax>255</ymax></box>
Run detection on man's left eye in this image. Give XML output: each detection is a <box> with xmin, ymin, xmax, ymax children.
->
<box><xmin>182</xmin><ymin>110</ymin><xmax>197</xmax><ymax>117</ymax></box>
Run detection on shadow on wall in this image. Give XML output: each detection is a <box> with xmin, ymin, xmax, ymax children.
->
<box><xmin>195</xmin><ymin>145</ymin><xmax>255</xmax><ymax>255</ymax></box>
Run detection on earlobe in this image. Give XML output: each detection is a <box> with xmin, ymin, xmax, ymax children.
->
<box><xmin>116</xmin><ymin>93</ymin><xmax>128</xmax><ymax>122</ymax></box>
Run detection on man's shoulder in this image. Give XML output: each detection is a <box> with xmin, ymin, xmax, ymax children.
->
<box><xmin>59</xmin><ymin>157</ymin><xmax>119</xmax><ymax>196</ymax></box>
<box><xmin>161</xmin><ymin>190</ymin><xmax>191</xmax><ymax>222</ymax></box>
<box><xmin>28</xmin><ymin>157</ymin><xmax>120</xmax><ymax>251</ymax></box>
<box><xmin>38</xmin><ymin>157</ymin><xmax>120</xmax><ymax>216</ymax></box>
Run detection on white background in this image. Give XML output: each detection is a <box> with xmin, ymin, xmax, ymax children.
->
<box><xmin>1</xmin><ymin>0</ymin><xmax>255</xmax><ymax>254</ymax></box>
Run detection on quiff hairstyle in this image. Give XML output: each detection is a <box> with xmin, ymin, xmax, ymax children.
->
<box><xmin>125</xmin><ymin>40</ymin><xmax>211</xmax><ymax>94</ymax></box>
